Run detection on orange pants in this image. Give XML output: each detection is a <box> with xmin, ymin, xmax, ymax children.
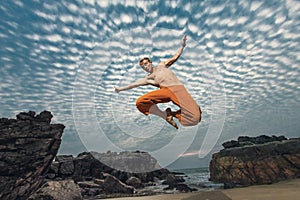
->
<box><xmin>136</xmin><ymin>85</ymin><xmax>201</xmax><ymax>126</ymax></box>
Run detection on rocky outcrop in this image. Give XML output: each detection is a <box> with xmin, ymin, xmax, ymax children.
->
<box><xmin>46</xmin><ymin>151</ymin><xmax>194</xmax><ymax>198</ymax></box>
<box><xmin>92</xmin><ymin>150</ymin><xmax>161</xmax><ymax>173</ymax></box>
<box><xmin>221</xmin><ymin>135</ymin><xmax>287</xmax><ymax>149</ymax></box>
<box><xmin>0</xmin><ymin>111</ymin><xmax>65</xmax><ymax>200</ymax></box>
<box><xmin>0</xmin><ymin>111</ymin><xmax>194</xmax><ymax>199</ymax></box>
<box><xmin>209</xmin><ymin>135</ymin><xmax>300</xmax><ymax>188</ymax></box>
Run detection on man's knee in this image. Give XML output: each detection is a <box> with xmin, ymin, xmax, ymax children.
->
<box><xmin>136</xmin><ymin>97</ymin><xmax>152</xmax><ymax>115</ymax></box>
<box><xmin>136</xmin><ymin>96</ymin><xmax>147</xmax><ymax>108</ymax></box>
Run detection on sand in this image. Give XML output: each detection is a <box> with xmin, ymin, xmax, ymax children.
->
<box><xmin>104</xmin><ymin>178</ymin><xmax>300</xmax><ymax>200</ymax></box>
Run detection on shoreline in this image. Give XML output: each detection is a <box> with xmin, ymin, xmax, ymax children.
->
<box><xmin>101</xmin><ymin>178</ymin><xmax>300</xmax><ymax>200</ymax></box>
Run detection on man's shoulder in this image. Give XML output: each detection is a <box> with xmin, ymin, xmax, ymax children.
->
<box><xmin>157</xmin><ymin>61</ymin><xmax>167</xmax><ymax>67</ymax></box>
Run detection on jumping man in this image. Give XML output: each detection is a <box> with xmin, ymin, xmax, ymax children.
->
<box><xmin>115</xmin><ymin>35</ymin><xmax>202</xmax><ymax>129</ymax></box>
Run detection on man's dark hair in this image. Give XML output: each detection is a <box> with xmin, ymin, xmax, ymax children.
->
<box><xmin>139</xmin><ymin>57</ymin><xmax>152</xmax><ymax>66</ymax></box>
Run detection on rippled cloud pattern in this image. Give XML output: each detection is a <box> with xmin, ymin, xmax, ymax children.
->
<box><xmin>0</xmin><ymin>0</ymin><xmax>299</xmax><ymax>162</ymax></box>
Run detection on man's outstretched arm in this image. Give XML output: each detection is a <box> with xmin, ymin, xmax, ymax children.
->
<box><xmin>163</xmin><ymin>35</ymin><xmax>187</xmax><ymax>67</ymax></box>
<box><xmin>115</xmin><ymin>78</ymin><xmax>148</xmax><ymax>93</ymax></box>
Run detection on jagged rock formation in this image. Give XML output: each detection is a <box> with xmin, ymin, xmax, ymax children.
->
<box><xmin>0</xmin><ymin>111</ymin><xmax>65</xmax><ymax>200</ymax></box>
<box><xmin>0</xmin><ymin>111</ymin><xmax>193</xmax><ymax>199</ymax></box>
<box><xmin>209</xmin><ymin>135</ymin><xmax>300</xmax><ymax>188</ymax></box>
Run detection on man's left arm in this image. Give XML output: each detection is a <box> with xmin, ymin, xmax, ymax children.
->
<box><xmin>163</xmin><ymin>35</ymin><xmax>187</xmax><ymax>67</ymax></box>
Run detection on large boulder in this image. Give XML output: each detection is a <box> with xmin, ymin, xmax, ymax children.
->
<box><xmin>102</xmin><ymin>174</ymin><xmax>134</xmax><ymax>194</ymax></box>
<box><xmin>210</xmin><ymin>136</ymin><xmax>300</xmax><ymax>187</ymax></box>
<box><xmin>0</xmin><ymin>111</ymin><xmax>65</xmax><ymax>200</ymax></box>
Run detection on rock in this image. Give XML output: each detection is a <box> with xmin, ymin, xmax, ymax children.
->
<box><xmin>16</xmin><ymin>111</ymin><xmax>36</xmax><ymax>121</ymax></box>
<box><xmin>43</xmin><ymin>150</ymin><xmax>188</xmax><ymax>198</ymax></box>
<box><xmin>175</xmin><ymin>184</ymin><xmax>196</xmax><ymax>192</ymax></box>
<box><xmin>103</xmin><ymin>174</ymin><xmax>134</xmax><ymax>194</ymax></box>
<box><xmin>110</xmin><ymin>169</ymin><xmax>129</xmax><ymax>183</ymax></box>
<box><xmin>78</xmin><ymin>181</ymin><xmax>102</xmax><ymax>189</ymax></box>
<box><xmin>161</xmin><ymin>174</ymin><xmax>194</xmax><ymax>192</ymax></box>
<box><xmin>77</xmin><ymin>180</ymin><xmax>104</xmax><ymax>197</ymax></box>
<box><xmin>94</xmin><ymin>178</ymin><xmax>104</xmax><ymax>185</ymax></box>
<box><xmin>47</xmin><ymin>150</ymin><xmax>175</xmax><ymax>184</ymax></box>
<box><xmin>162</xmin><ymin>174</ymin><xmax>185</xmax><ymax>185</ymax></box>
<box><xmin>91</xmin><ymin>150</ymin><xmax>161</xmax><ymax>173</ymax></box>
<box><xmin>81</xmin><ymin>187</ymin><xmax>103</xmax><ymax>197</ymax></box>
<box><xmin>222</xmin><ymin>135</ymin><xmax>288</xmax><ymax>149</ymax></box>
<box><xmin>72</xmin><ymin>152</ymin><xmax>108</xmax><ymax>182</ymax></box>
<box><xmin>222</xmin><ymin>140</ymin><xmax>241</xmax><ymax>149</ymax></box>
<box><xmin>0</xmin><ymin>111</ymin><xmax>65</xmax><ymax>200</ymax></box>
<box><xmin>137</xmin><ymin>168</ymin><xmax>171</xmax><ymax>183</ymax></box>
<box><xmin>126</xmin><ymin>176</ymin><xmax>143</xmax><ymax>189</ymax></box>
<box><xmin>56</xmin><ymin>155</ymin><xmax>75</xmax><ymax>176</ymax></box>
<box><xmin>224</xmin><ymin>182</ymin><xmax>236</xmax><ymax>189</ymax></box>
<box><xmin>163</xmin><ymin>183</ymin><xmax>195</xmax><ymax>192</ymax></box>
<box><xmin>29</xmin><ymin>179</ymin><xmax>82</xmax><ymax>200</ymax></box>
<box><xmin>47</xmin><ymin>162</ymin><xmax>59</xmax><ymax>179</ymax></box>
<box><xmin>210</xmin><ymin>136</ymin><xmax>300</xmax><ymax>186</ymax></box>
<box><xmin>35</xmin><ymin>111</ymin><xmax>53</xmax><ymax>123</ymax></box>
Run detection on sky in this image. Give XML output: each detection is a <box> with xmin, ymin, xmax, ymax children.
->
<box><xmin>0</xmin><ymin>0</ymin><xmax>299</xmax><ymax>170</ymax></box>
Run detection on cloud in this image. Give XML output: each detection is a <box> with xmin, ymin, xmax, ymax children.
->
<box><xmin>1</xmin><ymin>0</ymin><xmax>299</xmax><ymax>165</ymax></box>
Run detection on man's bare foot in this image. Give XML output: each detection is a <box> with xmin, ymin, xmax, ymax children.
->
<box><xmin>165</xmin><ymin>108</ymin><xmax>178</xmax><ymax>129</ymax></box>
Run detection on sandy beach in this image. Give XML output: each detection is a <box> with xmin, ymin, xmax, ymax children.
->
<box><xmin>105</xmin><ymin>178</ymin><xmax>300</xmax><ymax>200</ymax></box>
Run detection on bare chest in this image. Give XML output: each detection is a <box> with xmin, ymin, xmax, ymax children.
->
<box><xmin>148</xmin><ymin>67</ymin><xmax>180</xmax><ymax>86</ymax></box>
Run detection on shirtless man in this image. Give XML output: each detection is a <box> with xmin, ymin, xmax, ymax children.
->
<box><xmin>115</xmin><ymin>35</ymin><xmax>201</xmax><ymax>129</ymax></box>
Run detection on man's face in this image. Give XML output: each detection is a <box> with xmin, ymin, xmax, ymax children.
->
<box><xmin>140</xmin><ymin>59</ymin><xmax>152</xmax><ymax>72</ymax></box>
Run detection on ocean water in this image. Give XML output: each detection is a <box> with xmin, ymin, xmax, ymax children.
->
<box><xmin>135</xmin><ymin>167</ymin><xmax>221</xmax><ymax>195</ymax></box>
<box><xmin>1</xmin><ymin>0</ymin><xmax>299</xmax><ymax>166</ymax></box>
<box><xmin>172</xmin><ymin>167</ymin><xmax>223</xmax><ymax>190</ymax></box>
